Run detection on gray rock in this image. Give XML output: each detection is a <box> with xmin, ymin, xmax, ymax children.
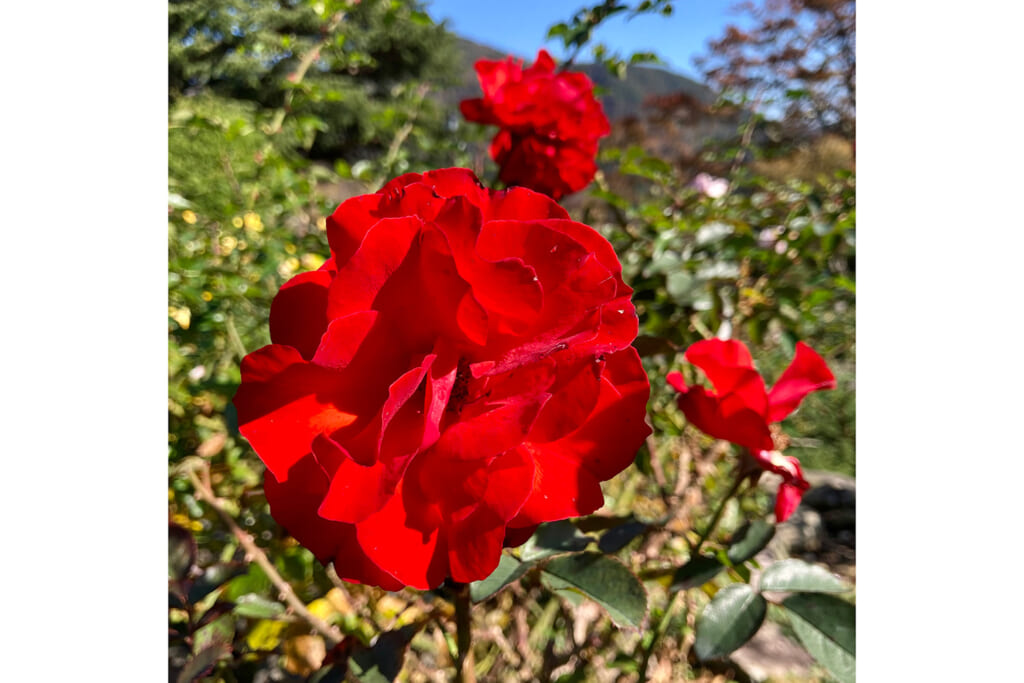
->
<box><xmin>730</xmin><ymin>620</ymin><xmax>815</xmax><ymax>683</ymax></box>
<box><xmin>774</xmin><ymin>507</ymin><xmax>825</xmax><ymax>555</ymax></box>
<box><xmin>801</xmin><ymin>471</ymin><xmax>856</xmax><ymax>512</ymax></box>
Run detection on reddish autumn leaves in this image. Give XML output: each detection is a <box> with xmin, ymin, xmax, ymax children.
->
<box><xmin>667</xmin><ymin>339</ymin><xmax>836</xmax><ymax>522</ymax></box>
<box><xmin>234</xmin><ymin>169</ymin><xmax>651</xmax><ymax>589</ymax></box>
<box><xmin>460</xmin><ymin>49</ymin><xmax>610</xmax><ymax>200</ymax></box>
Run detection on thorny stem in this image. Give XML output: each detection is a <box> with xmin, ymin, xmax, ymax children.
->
<box><xmin>452</xmin><ymin>583</ymin><xmax>477</xmax><ymax>683</ymax></box>
<box><xmin>186</xmin><ymin>464</ymin><xmax>343</xmax><ymax>647</ymax></box>
<box><xmin>635</xmin><ymin>470</ymin><xmax>747</xmax><ymax>681</ymax></box>
<box><xmin>691</xmin><ymin>472</ymin><xmax>747</xmax><ymax>557</ymax></box>
<box><xmin>267</xmin><ymin>11</ymin><xmax>346</xmax><ymax>136</ymax></box>
<box><xmin>728</xmin><ymin>88</ymin><xmax>766</xmax><ymax>180</ymax></box>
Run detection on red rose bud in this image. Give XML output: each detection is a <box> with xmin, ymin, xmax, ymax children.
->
<box><xmin>666</xmin><ymin>339</ymin><xmax>835</xmax><ymax>522</ymax></box>
<box><xmin>460</xmin><ymin>50</ymin><xmax>610</xmax><ymax>200</ymax></box>
<box><xmin>234</xmin><ymin>169</ymin><xmax>650</xmax><ymax>589</ymax></box>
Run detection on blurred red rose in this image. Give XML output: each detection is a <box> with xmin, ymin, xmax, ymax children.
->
<box><xmin>666</xmin><ymin>339</ymin><xmax>835</xmax><ymax>522</ymax></box>
<box><xmin>234</xmin><ymin>168</ymin><xmax>650</xmax><ymax>589</ymax></box>
<box><xmin>460</xmin><ymin>49</ymin><xmax>610</xmax><ymax>200</ymax></box>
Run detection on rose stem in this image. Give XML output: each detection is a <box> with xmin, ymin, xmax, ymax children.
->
<box><xmin>452</xmin><ymin>582</ymin><xmax>477</xmax><ymax>683</ymax></box>
<box><xmin>186</xmin><ymin>463</ymin><xmax>343</xmax><ymax>646</ymax></box>
<box><xmin>635</xmin><ymin>471</ymin><xmax>747</xmax><ymax>681</ymax></box>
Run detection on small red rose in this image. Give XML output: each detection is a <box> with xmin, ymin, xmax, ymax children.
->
<box><xmin>234</xmin><ymin>168</ymin><xmax>650</xmax><ymax>589</ymax></box>
<box><xmin>460</xmin><ymin>49</ymin><xmax>611</xmax><ymax>200</ymax></box>
<box><xmin>666</xmin><ymin>339</ymin><xmax>836</xmax><ymax>522</ymax></box>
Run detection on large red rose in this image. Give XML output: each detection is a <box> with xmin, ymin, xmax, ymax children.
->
<box><xmin>667</xmin><ymin>339</ymin><xmax>835</xmax><ymax>522</ymax></box>
<box><xmin>234</xmin><ymin>168</ymin><xmax>651</xmax><ymax>590</ymax></box>
<box><xmin>460</xmin><ymin>49</ymin><xmax>611</xmax><ymax>200</ymax></box>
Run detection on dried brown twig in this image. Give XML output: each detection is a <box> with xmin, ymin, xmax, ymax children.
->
<box><xmin>186</xmin><ymin>462</ymin><xmax>344</xmax><ymax>646</ymax></box>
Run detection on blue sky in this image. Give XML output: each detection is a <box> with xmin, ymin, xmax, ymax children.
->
<box><xmin>422</xmin><ymin>0</ymin><xmax>752</xmax><ymax>81</ymax></box>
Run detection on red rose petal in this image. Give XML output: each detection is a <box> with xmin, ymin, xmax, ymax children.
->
<box><xmin>262</xmin><ymin>456</ymin><xmax>404</xmax><ymax>591</ymax></box>
<box><xmin>485</xmin><ymin>187</ymin><xmax>569</xmax><ymax>222</ymax></box>
<box><xmin>766</xmin><ymin>342</ymin><xmax>837</xmax><ymax>422</ymax></box>
<box><xmin>474</xmin><ymin>56</ymin><xmax>522</xmax><ymax>99</ymax></box>
<box><xmin>432</xmin><ymin>392</ymin><xmax>550</xmax><ymax>461</ymax></box>
<box><xmin>446</xmin><ymin>504</ymin><xmax>507</xmax><ymax>584</ymax></box>
<box><xmin>315</xmin><ymin>451</ymin><xmax>390</xmax><ymax>524</ymax></box>
<box><xmin>511</xmin><ymin>444</ymin><xmax>606</xmax><ymax>525</ymax></box>
<box><xmin>311</xmin><ymin>311</ymin><xmax>379</xmax><ymax>370</ymax></box>
<box><xmin>326</xmin><ymin>194</ymin><xmax>383</xmax><ymax>265</ymax></box>
<box><xmin>546</xmin><ymin>348</ymin><xmax>651</xmax><ymax>481</ymax></box>
<box><xmin>684</xmin><ymin>339</ymin><xmax>769</xmax><ymax>418</ymax></box>
<box><xmin>235</xmin><ymin>345</ymin><xmax>361</xmax><ymax>482</ymax></box>
<box><xmin>459</xmin><ymin>98</ymin><xmax>497</xmax><ymax>126</ymax></box>
<box><xmin>528</xmin><ymin>357</ymin><xmax>602</xmax><ymax>444</ymax></box>
<box><xmin>269</xmin><ymin>266</ymin><xmax>334</xmax><ymax>360</ymax></box>
<box><xmin>774</xmin><ymin>481</ymin><xmax>805</xmax><ymax>523</ymax></box>
<box><xmin>675</xmin><ymin>384</ymin><xmax>774</xmax><ymax>453</ymax></box>
<box><xmin>356</xmin><ymin>480</ymin><xmax>449</xmax><ymax>590</ymax></box>
<box><xmin>529</xmin><ymin>49</ymin><xmax>556</xmax><ymax>74</ymax></box>
<box><xmin>432</xmin><ymin>197</ymin><xmax>543</xmax><ymax>334</ymax></box>
<box><xmin>325</xmin><ymin>215</ymin><xmax>422</xmax><ymax>321</ymax></box>
<box><xmin>503</xmin><ymin>524</ymin><xmax>539</xmax><ymax>548</ymax></box>
<box><xmin>418</xmin><ymin>168</ymin><xmax>490</xmax><ymax>206</ymax></box>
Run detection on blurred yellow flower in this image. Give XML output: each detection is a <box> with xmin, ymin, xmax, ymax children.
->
<box><xmin>232</xmin><ymin>216</ymin><xmax>244</xmax><ymax>229</ymax></box>
<box><xmin>316</xmin><ymin>216</ymin><xmax>327</xmax><ymax>231</ymax></box>
<box><xmin>201</xmin><ymin>291</ymin><xmax>213</xmax><ymax>302</ymax></box>
<box><xmin>278</xmin><ymin>257</ymin><xmax>300</xmax><ymax>278</ymax></box>
<box><xmin>247</xmin><ymin>620</ymin><xmax>287</xmax><ymax>652</ymax></box>
<box><xmin>376</xmin><ymin>595</ymin><xmax>407</xmax><ymax>619</ymax></box>
<box><xmin>300</xmin><ymin>253</ymin><xmax>326</xmax><ymax>271</ymax></box>
<box><xmin>284</xmin><ymin>243</ymin><xmax>297</xmax><ymax>255</ymax></box>
<box><xmin>244</xmin><ymin>211</ymin><xmax>263</xmax><ymax>231</ymax></box>
<box><xmin>182</xmin><ymin>210</ymin><xmax>197</xmax><ymax>224</ymax></box>
<box><xmin>169</xmin><ymin>306</ymin><xmax>191</xmax><ymax>330</ymax></box>
<box><xmin>220</xmin><ymin>234</ymin><xmax>238</xmax><ymax>254</ymax></box>
<box><xmin>171</xmin><ymin>513</ymin><xmax>202</xmax><ymax>532</ymax></box>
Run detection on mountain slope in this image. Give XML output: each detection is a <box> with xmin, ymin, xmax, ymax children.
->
<box><xmin>447</xmin><ymin>37</ymin><xmax>716</xmax><ymax>122</ymax></box>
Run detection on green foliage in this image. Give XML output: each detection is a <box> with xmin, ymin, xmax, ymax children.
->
<box><xmin>469</xmin><ymin>553</ymin><xmax>530</xmax><ymax>603</ymax></box>
<box><xmin>170</xmin><ymin>0</ymin><xmax>459</xmax><ymax>164</ymax></box>
<box><xmin>583</xmin><ymin>144</ymin><xmax>856</xmax><ymax>474</ymax></box>
<box><xmin>783</xmin><ymin>593</ymin><xmax>856</xmax><ymax>683</ymax></box>
<box><xmin>670</xmin><ymin>554</ymin><xmax>725</xmax><ymax>592</ymax></box>
<box><xmin>693</xmin><ymin>583</ymin><xmax>767</xmax><ymax>660</ymax></box>
<box><xmin>759</xmin><ymin>558</ymin><xmax>850</xmax><ymax>594</ymax></box>
<box><xmin>540</xmin><ymin>552</ymin><xmax>648</xmax><ymax>629</ymax></box>
<box><xmin>726</xmin><ymin>519</ymin><xmax>777</xmax><ymax>564</ymax></box>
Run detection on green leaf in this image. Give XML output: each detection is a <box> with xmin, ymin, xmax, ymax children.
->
<box><xmin>169</xmin><ymin>522</ymin><xmax>196</xmax><ymax>582</ymax></box>
<box><xmin>540</xmin><ymin>552</ymin><xmax>647</xmax><ymax>628</ymax></box>
<box><xmin>598</xmin><ymin>520</ymin><xmax>648</xmax><ymax>554</ymax></box>
<box><xmin>759</xmin><ymin>559</ymin><xmax>850</xmax><ymax>594</ymax></box>
<box><xmin>726</xmin><ymin>520</ymin><xmax>776</xmax><ymax>564</ymax></box>
<box><xmin>349</xmin><ymin>623</ymin><xmax>422</xmax><ymax>682</ymax></box>
<box><xmin>232</xmin><ymin>593</ymin><xmax>287</xmax><ymax>619</ymax></box>
<box><xmin>783</xmin><ymin>593</ymin><xmax>856</xmax><ymax>683</ymax></box>
<box><xmin>189</xmin><ymin>562</ymin><xmax>248</xmax><ymax>604</ymax></box>
<box><xmin>176</xmin><ymin>642</ymin><xmax>231</xmax><ymax>683</ymax></box>
<box><xmin>519</xmin><ymin>520</ymin><xmax>594</xmax><ymax>561</ymax></box>
<box><xmin>693</xmin><ymin>584</ymin><xmax>767</xmax><ymax>660</ymax></box>
<box><xmin>192</xmin><ymin>612</ymin><xmax>235</xmax><ymax>654</ymax></box>
<box><xmin>670</xmin><ymin>555</ymin><xmax>725</xmax><ymax>592</ymax></box>
<box><xmin>470</xmin><ymin>553</ymin><xmax>531</xmax><ymax>603</ymax></box>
